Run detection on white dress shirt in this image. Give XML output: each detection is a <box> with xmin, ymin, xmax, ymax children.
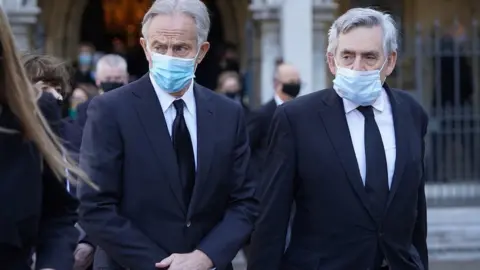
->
<box><xmin>274</xmin><ymin>94</ymin><xmax>284</xmax><ymax>106</ymax></box>
<box><xmin>150</xmin><ymin>74</ymin><xmax>198</xmax><ymax>168</ymax></box>
<box><xmin>342</xmin><ymin>89</ymin><xmax>396</xmax><ymax>189</ymax></box>
<box><xmin>150</xmin><ymin>76</ymin><xmax>217</xmax><ymax>269</ymax></box>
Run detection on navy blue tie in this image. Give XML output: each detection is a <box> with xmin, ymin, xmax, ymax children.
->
<box><xmin>172</xmin><ymin>99</ymin><xmax>195</xmax><ymax>207</ymax></box>
<box><xmin>357</xmin><ymin>106</ymin><xmax>389</xmax><ymax>220</ymax></box>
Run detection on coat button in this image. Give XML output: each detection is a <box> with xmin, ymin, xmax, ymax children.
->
<box><xmin>186</xmin><ymin>221</ymin><xmax>191</xmax><ymax>227</ymax></box>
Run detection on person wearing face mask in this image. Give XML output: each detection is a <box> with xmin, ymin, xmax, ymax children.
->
<box><xmin>77</xmin><ymin>1</ymin><xmax>257</xmax><ymax>270</ymax></box>
<box><xmin>249</xmin><ymin>8</ymin><xmax>428</xmax><ymax>270</ymax></box>
<box><xmin>75</xmin><ymin>54</ymin><xmax>129</xmax><ymax>130</ymax></box>
<box><xmin>248</xmin><ymin>62</ymin><xmax>301</xmax><ymax>171</ymax></box>
<box><xmin>244</xmin><ymin>62</ymin><xmax>301</xmax><ymax>262</ymax></box>
<box><xmin>216</xmin><ymin>71</ymin><xmax>249</xmax><ymax>112</ymax></box>
<box><xmin>22</xmin><ymin>53</ymin><xmax>77</xmax><ymax>140</ymax></box>
<box><xmin>74</xmin><ymin>43</ymin><xmax>96</xmax><ymax>85</ymax></box>
<box><xmin>22</xmin><ymin>53</ymin><xmax>96</xmax><ymax>270</ymax></box>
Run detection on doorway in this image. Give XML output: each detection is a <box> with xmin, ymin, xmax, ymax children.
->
<box><xmin>79</xmin><ymin>0</ymin><xmax>226</xmax><ymax>84</ymax></box>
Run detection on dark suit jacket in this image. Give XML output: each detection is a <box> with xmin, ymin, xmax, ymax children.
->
<box><xmin>0</xmin><ymin>92</ymin><xmax>78</xmax><ymax>270</ymax></box>
<box><xmin>78</xmin><ymin>75</ymin><xmax>258</xmax><ymax>270</ymax></box>
<box><xmin>248</xmin><ymin>86</ymin><xmax>429</xmax><ymax>270</ymax></box>
<box><xmin>76</xmin><ymin>98</ymin><xmax>92</xmax><ymax>130</ymax></box>
<box><xmin>247</xmin><ymin>99</ymin><xmax>277</xmax><ymax>175</ymax></box>
<box><xmin>60</xmin><ymin>117</ymin><xmax>83</xmax><ymax>157</ymax></box>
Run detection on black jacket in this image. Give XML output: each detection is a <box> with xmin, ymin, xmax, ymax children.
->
<box><xmin>0</xmin><ymin>92</ymin><xmax>78</xmax><ymax>270</ymax></box>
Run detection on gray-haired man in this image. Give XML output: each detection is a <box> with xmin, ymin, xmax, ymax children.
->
<box><xmin>76</xmin><ymin>54</ymin><xmax>129</xmax><ymax>129</ymax></box>
<box><xmin>78</xmin><ymin>1</ymin><xmax>257</xmax><ymax>270</ymax></box>
<box><xmin>248</xmin><ymin>7</ymin><xmax>428</xmax><ymax>270</ymax></box>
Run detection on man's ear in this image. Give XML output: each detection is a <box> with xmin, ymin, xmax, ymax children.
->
<box><xmin>327</xmin><ymin>53</ymin><xmax>337</xmax><ymax>75</ymax></box>
<box><xmin>196</xmin><ymin>41</ymin><xmax>210</xmax><ymax>64</ymax></box>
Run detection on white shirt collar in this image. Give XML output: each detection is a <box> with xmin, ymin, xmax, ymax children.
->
<box><xmin>274</xmin><ymin>94</ymin><xmax>284</xmax><ymax>106</ymax></box>
<box><xmin>342</xmin><ymin>89</ymin><xmax>386</xmax><ymax>114</ymax></box>
<box><xmin>149</xmin><ymin>73</ymin><xmax>195</xmax><ymax>114</ymax></box>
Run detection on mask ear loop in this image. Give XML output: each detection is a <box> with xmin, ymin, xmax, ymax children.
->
<box><xmin>379</xmin><ymin>57</ymin><xmax>389</xmax><ymax>84</ymax></box>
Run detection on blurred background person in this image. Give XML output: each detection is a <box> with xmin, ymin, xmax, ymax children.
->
<box><xmin>22</xmin><ymin>53</ymin><xmax>69</xmax><ymax>134</ymax></box>
<box><xmin>75</xmin><ymin>54</ymin><xmax>129</xmax><ymax>130</ymax></box>
<box><xmin>245</xmin><ymin>61</ymin><xmax>301</xmax><ymax>262</ymax></box>
<box><xmin>74</xmin><ymin>42</ymin><xmax>97</xmax><ymax>86</ymax></box>
<box><xmin>216</xmin><ymin>70</ymin><xmax>249</xmax><ymax>111</ymax></box>
<box><xmin>68</xmin><ymin>86</ymin><xmax>90</xmax><ymax>120</ymax></box>
<box><xmin>22</xmin><ymin>53</ymin><xmax>95</xmax><ymax>270</ymax></box>
<box><xmin>218</xmin><ymin>42</ymin><xmax>240</xmax><ymax>73</ymax></box>
<box><xmin>88</xmin><ymin>51</ymin><xmax>106</xmax><ymax>85</ymax></box>
<box><xmin>248</xmin><ymin>62</ymin><xmax>301</xmax><ymax>175</ymax></box>
<box><xmin>0</xmin><ymin>6</ymin><xmax>89</xmax><ymax>269</ymax></box>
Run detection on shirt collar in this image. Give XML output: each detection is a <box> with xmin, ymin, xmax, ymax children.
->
<box><xmin>274</xmin><ymin>94</ymin><xmax>284</xmax><ymax>106</ymax></box>
<box><xmin>150</xmin><ymin>73</ymin><xmax>195</xmax><ymax>114</ymax></box>
<box><xmin>342</xmin><ymin>89</ymin><xmax>386</xmax><ymax>114</ymax></box>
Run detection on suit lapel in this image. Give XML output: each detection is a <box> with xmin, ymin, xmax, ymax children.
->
<box><xmin>318</xmin><ymin>89</ymin><xmax>376</xmax><ymax>221</ymax></box>
<box><xmin>187</xmin><ymin>84</ymin><xmax>215</xmax><ymax>216</ymax></box>
<box><xmin>131</xmin><ymin>75</ymin><xmax>186</xmax><ymax>214</ymax></box>
<box><xmin>385</xmin><ymin>86</ymin><xmax>410</xmax><ymax>210</ymax></box>
<box><xmin>266</xmin><ymin>99</ymin><xmax>277</xmax><ymax>113</ymax></box>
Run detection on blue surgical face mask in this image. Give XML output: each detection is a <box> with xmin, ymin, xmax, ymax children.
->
<box><xmin>149</xmin><ymin>49</ymin><xmax>199</xmax><ymax>93</ymax></box>
<box><xmin>333</xmin><ymin>60</ymin><xmax>387</xmax><ymax>106</ymax></box>
<box><xmin>78</xmin><ymin>53</ymin><xmax>92</xmax><ymax>66</ymax></box>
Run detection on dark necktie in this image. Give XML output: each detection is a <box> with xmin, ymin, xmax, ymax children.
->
<box><xmin>357</xmin><ymin>106</ymin><xmax>389</xmax><ymax>219</ymax></box>
<box><xmin>172</xmin><ymin>99</ymin><xmax>195</xmax><ymax>207</ymax></box>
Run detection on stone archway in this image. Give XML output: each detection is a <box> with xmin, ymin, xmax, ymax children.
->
<box><xmin>39</xmin><ymin>0</ymin><xmax>248</xmax><ymax>61</ymax></box>
<box><xmin>39</xmin><ymin>0</ymin><xmax>88</xmax><ymax>60</ymax></box>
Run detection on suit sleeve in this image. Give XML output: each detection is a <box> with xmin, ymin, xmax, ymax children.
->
<box><xmin>247</xmin><ymin>111</ymin><xmax>263</xmax><ymax>151</ymax></box>
<box><xmin>77</xmin><ymin>224</ymin><xmax>95</xmax><ymax>247</ymax></box>
<box><xmin>412</xmin><ymin>108</ymin><xmax>429</xmax><ymax>270</ymax></box>
<box><xmin>196</xmin><ymin>105</ymin><xmax>259</xmax><ymax>270</ymax></box>
<box><xmin>78</xmin><ymin>96</ymin><xmax>168</xmax><ymax>270</ymax></box>
<box><xmin>246</xmin><ymin>111</ymin><xmax>264</xmax><ymax>186</ymax></box>
<box><xmin>247</xmin><ymin>106</ymin><xmax>296</xmax><ymax>270</ymax></box>
<box><xmin>35</xmin><ymin>160</ymin><xmax>79</xmax><ymax>270</ymax></box>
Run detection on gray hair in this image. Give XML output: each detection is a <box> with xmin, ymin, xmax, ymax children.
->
<box><xmin>327</xmin><ymin>8</ymin><xmax>398</xmax><ymax>56</ymax></box>
<box><xmin>141</xmin><ymin>0</ymin><xmax>210</xmax><ymax>47</ymax></box>
<box><xmin>96</xmin><ymin>54</ymin><xmax>127</xmax><ymax>73</ymax></box>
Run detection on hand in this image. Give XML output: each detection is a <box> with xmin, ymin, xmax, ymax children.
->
<box><xmin>73</xmin><ymin>243</ymin><xmax>94</xmax><ymax>270</ymax></box>
<box><xmin>155</xmin><ymin>250</ymin><xmax>213</xmax><ymax>270</ymax></box>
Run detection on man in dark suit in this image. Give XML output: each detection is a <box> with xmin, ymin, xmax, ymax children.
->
<box><xmin>78</xmin><ymin>1</ymin><xmax>257</xmax><ymax>270</ymax></box>
<box><xmin>244</xmin><ymin>63</ymin><xmax>301</xmax><ymax>259</ymax></box>
<box><xmin>248</xmin><ymin>8</ymin><xmax>428</xmax><ymax>270</ymax></box>
<box><xmin>76</xmin><ymin>54</ymin><xmax>129</xmax><ymax>130</ymax></box>
<box><xmin>247</xmin><ymin>63</ymin><xmax>301</xmax><ymax>175</ymax></box>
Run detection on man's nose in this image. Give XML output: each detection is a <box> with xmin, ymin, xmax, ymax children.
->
<box><xmin>352</xmin><ymin>58</ymin><xmax>366</xmax><ymax>71</ymax></box>
<box><xmin>165</xmin><ymin>48</ymin><xmax>175</xmax><ymax>57</ymax></box>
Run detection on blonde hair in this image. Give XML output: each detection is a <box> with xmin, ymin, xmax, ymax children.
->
<box><xmin>0</xmin><ymin>7</ymin><xmax>93</xmax><ymax>187</ymax></box>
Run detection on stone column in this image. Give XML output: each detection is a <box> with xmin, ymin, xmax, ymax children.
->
<box><xmin>3</xmin><ymin>0</ymin><xmax>40</xmax><ymax>52</ymax></box>
<box><xmin>250</xmin><ymin>0</ymin><xmax>281</xmax><ymax>104</ymax></box>
<box><xmin>312</xmin><ymin>0</ymin><xmax>337</xmax><ymax>90</ymax></box>
<box><xmin>281</xmin><ymin>0</ymin><xmax>313</xmax><ymax>95</ymax></box>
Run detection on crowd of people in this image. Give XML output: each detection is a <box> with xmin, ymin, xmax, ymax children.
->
<box><xmin>0</xmin><ymin>0</ymin><xmax>428</xmax><ymax>270</ymax></box>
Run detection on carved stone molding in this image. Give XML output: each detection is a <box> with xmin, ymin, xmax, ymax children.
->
<box><xmin>249</xmin><ymin>0</ymin><xmax>282</xmax><ymax>21</ymax></box>
<box><xmin>313</xmin><ymin>0</ymin><xmax>338</xmax><ymax>23</ymax></box>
